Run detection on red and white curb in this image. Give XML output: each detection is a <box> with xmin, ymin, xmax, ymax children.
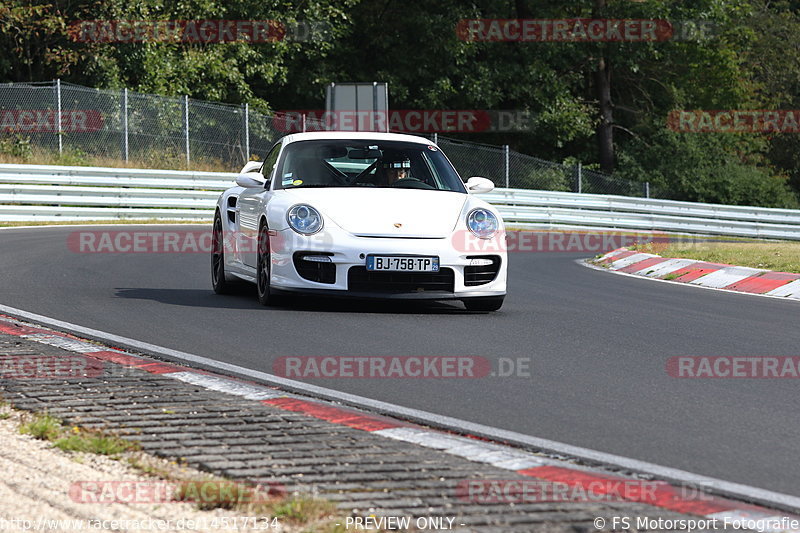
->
<box><xmin>594</xmin><ymin>249</ymin><xmax>800</xmax><ymax>300</ymax></box>
<box><xmin>1</xmin><ymin>313</ymin><xmax>799</xmax><ymax>528</ymax></box>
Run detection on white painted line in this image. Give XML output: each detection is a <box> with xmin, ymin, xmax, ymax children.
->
<box><xmin>170</xmin><ymin>371</ymin><xmax>289</xmax><ymax>401</ymax></box>
<box><xmin>598</xmin><ymin>249</ymin><xmax>628</xmax><ymax>262</ymax></box>
<box><xmin>767</xmin><ymin>280</ymin><xmax>800</xmax><ymax>298</ymax></box>
<box><xmin>1</xmin><ymin>302</ymin><xmax>799</xmax><ymax>513</ymax></box>
<box><xmin>22</xmin><ymin>333</ymin><xmax>113</xmax><ymax>354</ymax></box>
<box><xmin>374</xmin><ymin>427</ymin><xmax>546</xmax><ymax>471</ymax></box>
<box><xmin>690</xmin><ymin>267</ymin><xmax>765</xmax><ymax>289</ymax></box>
<box><xmin>608</xmin><ymin>253</ymin><xmax>658</xmax><ymax>270</ymax></box>
<box><xmin>638</xmin><ymin>258</ymin><xmax>698</xmax><ymax>278</ymax></box>
<box><xmin>582</xmin><ymin>260</ymin><xmax>800</xmax><ymax>304</ymax></box>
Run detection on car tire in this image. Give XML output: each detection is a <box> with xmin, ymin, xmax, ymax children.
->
<box><xmin>256</xmin><ymin>223</ymin><xmax>292</xmax><ymax>307</ymax></box>
<box><xmin>256</xmin><ymin>223</ymin><xmax>274</xmax><ymax>306</ymax></box>
<box><xmin>463</xmin><ymin>296</ymin><xmax>504</xmax><ymax>312</ymax></box>
<box><xmin>211</xmin><ymin>214</ymin><xmax>232</xmax><ymax>294</ymax></box>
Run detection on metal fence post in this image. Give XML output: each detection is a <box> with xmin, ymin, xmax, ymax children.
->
<box><xmin>243</xmin><ymin>103</ymin><xmax>250</xmax><ymax>164</ymax></box>
<box><xmin>184</xmin><ymin>95</ymin><xmax>190</xmax><ymax>166</ymax></box>
<box><xmin>56</xmin><ymin>79</ymin><xmax>62</xmax><ymax>156</ymax></box>
<box><xmin>503</xmin><ymin>144</ymin><xmax>510</xmax><ymax>188</ymax></box>
<box><xmin>645</xmin><ymin>181</ymin><xmax>650</xmax><ymax>198</ymax></box>
<box><xmin>576</xmin><ymin>162</ymin><xmax>582</xmax><ymax>194</ymax></box>
<box><xmin>122</xmin><ymin>88</ymin><xmax>129</xmax><ymax>162</ymax></box>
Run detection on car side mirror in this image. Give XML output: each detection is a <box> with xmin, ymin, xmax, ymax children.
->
<box><xmin>236</xmin><ymin>173</ymin><xmax>266</xmax><ymax>188</ymax></box>
<box><xmin>465</xmin><ymin>176</ymin><xmax>495</xmax><ymax>194</ymax></box>
<box><xmin>239</xmin><ymin>161</ymin><xmax>263</xmax><ymax>174</ymax></box>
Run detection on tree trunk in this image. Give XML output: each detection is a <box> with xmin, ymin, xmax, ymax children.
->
<box><xmin>595</xmin><ymin>57</ymin><xmax>614</xmax><ymax>173</ymax></box>
<box><xmin>594</xmin><ymin>0</ymin><xmax>614</xmax><ymax>173</ymax></box>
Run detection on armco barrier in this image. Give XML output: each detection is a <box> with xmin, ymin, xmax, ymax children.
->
<box><xmin>1</xmin><ymin>163</ymin><xmax>800</xmax><ymax>240</ymax></box>
<box><xmin>0</xmin><ymin>164</ymin><xmax>233</xmax><ymax>221</ymax></box>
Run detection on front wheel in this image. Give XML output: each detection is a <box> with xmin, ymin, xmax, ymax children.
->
<box><xmin>463</xmin><ymin>296</ymin><xmax>504</xmax><ymax>312</ymax></box>
<box><xmin>256</xmin><ymin>224</ymin><xmax>292</xmax><ymax>307</ymax></box>
<box><xmin>211</xmin><ymin>214</ymin><xmax>232</xmax><ymax>294</ymax></box>
<box><xmin>256</xmin><ymin>224</ymin><xmax>273</xmax><ymax>306</ymax></box>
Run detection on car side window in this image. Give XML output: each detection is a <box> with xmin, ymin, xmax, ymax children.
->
<box><xmin>261</xmin><ymin>143</ymin><xmax>282</xmax><ymax>185</ymax></box>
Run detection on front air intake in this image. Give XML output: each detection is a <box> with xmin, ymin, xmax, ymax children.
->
<box><xmin>293</xmin><ymin>252</ymin><xmax>336</xmax><ymax>284</ymax></box>
<box><xmin>464</xmin><ymin>255</ymin><xmax>501</xmax><ymax>286</ymax></box>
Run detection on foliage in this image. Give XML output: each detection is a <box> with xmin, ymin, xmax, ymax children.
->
<box><xmin>0</xmin><ymin>134</ymin><xmax>33</xmax><ymax>161</ymax></box>
<box><xmin>2</xmin><ymin>0</ymin><xmax>800</xmax><ymax>206</ymax></box>
<box><xmin>615</xmin><ymin>127</ymin><xmax>798</xmax><ymax>208</ymax></box>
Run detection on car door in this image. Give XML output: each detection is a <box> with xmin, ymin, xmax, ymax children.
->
<box><xmin>239</xmin><ymin>142</ymin><xmax>282</xmax><ymax>268</ymax></box>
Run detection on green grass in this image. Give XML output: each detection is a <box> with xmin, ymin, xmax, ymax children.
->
<box><xmin>169</xmin><ymin>479</ymin><xmax>358</xmax><ymax>530</ymax></box>
<box><xmin>19</xmin><ymin>412</ymin><xmax>138</xmax><ymax>456</ymax></box>
<box><xmin>633</xmin><ymin>240</ymin><xmax>800</xmax><ymax>273</ymax></box>
<box><xmin>15</xmin><ymin>411</ymin><xmax>380</xmax><ymax>532</ymax></box>
<box><xmin>0</xmin><ymin>219</ymin><xmax>206</xmax><ymax>228</ymax></box>
<box><xmin>54</xmin><ymin>431</ymin><xmax>137</xmax><ymax>455</ymax></box>
<box><xmin>174</xmin><ymin>480</ymin><xmax>257</xmax><ymax>511</ymax></box>
<box><xmin>170</xmin><ymin>478</ymin><xmax>366</xmax><ymax>531</ymax></box>
<box><xmin>0</xmin><ymin>148</ymin><xmax>235</xmax><ymax>173</ymax></box>
<box><xmin>19</xmin><ymin>413</ymin><xmax>62</xmax><ymax>441</ymax></box>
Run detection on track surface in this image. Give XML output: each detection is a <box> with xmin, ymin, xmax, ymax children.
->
<box><xmin>2</xmin><ymin>225</ymin><xmax>799</xmax><ymax>497</ymax></box>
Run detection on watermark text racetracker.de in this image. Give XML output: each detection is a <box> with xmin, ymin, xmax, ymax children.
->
<box><xmin>273</xmin><ymin>109</ymin><xmax>536</xmax><ymax>133</ymax></box>
<box><xmin>668</xmin><ymin>109</ymin><xmax>800</xmax><ymax>133</ymax></box>
<box><xmin>67</xmin><ymin>229</ymin><xmax>676</xmax><ymax>255</ymax></box>
<box><xmin>1</xmin><ymin>517</ymin><xmax>280</xmax><ymax>531</ymax></box>
<box><xmin>458</xmin><ymin>478</ymin><xmax>715</xmax><ymax>504</ymax></box>
<box><xmin>668</xmin><ymin>356</ymin><xmax>800</xmax><ymax>378</ymax></box>
<box><xmin>273</xmin><ymin>356</ymin><xmax>532</xmax><ymax>379</ymax></box>
<box><xmin>0</xmin><ymin>354</ymin><xmax>104</xmax><ymax>379</ymax></box>
<box><xmin>68</xmin><ymin>20</ymin><xmax>329</xmax><ymax>43</ymax></box>
<box><xmin>0</xmin><ymin>109</ymin><xmax>103</xmax><ymax>133</ymax></box>
<box><xmin>69</xmin><ymin>479</ymin><xmax>286</xmax><ymax>504</ymax></box>
<box><xmin>454</xmin><ymin>230</ymin><xmax>674</xmax><ymax>254</ymax></box>
<box><xmin>456</xmin><ymin>19</ymin><xmax>718</xmax><ymax>42</ymax></box>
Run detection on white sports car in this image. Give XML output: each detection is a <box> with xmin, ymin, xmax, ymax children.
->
<box><xmin>211</xmin><ymin>132</ymin><xmax>507</xmax><ymax>311</ymax></box>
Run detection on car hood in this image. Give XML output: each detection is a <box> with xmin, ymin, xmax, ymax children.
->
<box><xmin>284</xmin><ymin>188</ymin><xmax>468</xmax><ymax>238</ymax></box>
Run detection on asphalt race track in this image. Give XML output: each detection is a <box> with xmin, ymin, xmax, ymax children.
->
<box><xmin>2</xmin><ymin>225</ymin><xmax>799</xmax><ymax>497</ymax></box>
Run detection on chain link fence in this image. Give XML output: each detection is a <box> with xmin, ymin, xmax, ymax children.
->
<box><xmin>0</xmin><ymin>81</ymin><xmax>326</xmax><ymax>170</ymax></box>
<box><xmin>434</xmin><ymin>135</ymin><xmax>650</xmax><ymax>197</ymax></box>
<box><xmin>0</xmin><ymin>80</ymin><xmax>650</xmax><ymax>196</ymax></box>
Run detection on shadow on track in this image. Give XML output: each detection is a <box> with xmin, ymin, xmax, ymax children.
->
<box><xmin>114</xmin><ymin>287</ymin><xmax>477</xmax><ymax>315</ymax></box>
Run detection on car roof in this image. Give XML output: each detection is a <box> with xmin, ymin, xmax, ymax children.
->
<box><xmin>281</xmin><ymin>131</ymin><xmax>434</xmax><ymax>146</ymax></box>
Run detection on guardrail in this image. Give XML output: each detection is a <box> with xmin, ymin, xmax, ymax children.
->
<box><xmin>0</xmin><ymin>164</ymin><xmax>233</xmax><ymax>221</ymax></box>
<box><xmin>483</xmin><ymin>189</ymin><xmax>800</xmax><ymax>240</ymax></box>
<box><xmin>1</xmin><ymin>164</ymin><xmax>800</xmax><ymax>240</ymax></box>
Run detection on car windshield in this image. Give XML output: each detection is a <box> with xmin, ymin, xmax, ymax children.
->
<box><xmin>274</xmin><ymin>139</ymin><xmax>466</xmax><ymax>192</ymax></box>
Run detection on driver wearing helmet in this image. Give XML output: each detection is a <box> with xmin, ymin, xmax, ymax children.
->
<box><xmin>377</xmin><ymin>156</ymin><xmax>411</xmax><ymax>186</ymax></box>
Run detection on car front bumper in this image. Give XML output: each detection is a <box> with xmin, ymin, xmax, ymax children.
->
<box><xmin>269</xmin><ymin>228</ymin><xmax>507</xmax><ymax>299</ymax></box>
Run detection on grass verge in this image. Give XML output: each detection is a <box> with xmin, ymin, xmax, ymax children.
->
<box><xmin>11</xmin><ymin>408</ymin><xmax>363</xmax><ymax>531</ymax></box>
<box><xmin>19</xmin><ymin>412</ymin><xmax>138</xmax><ymax>456</ymax></box>
<box><xmin>0</xmin><ymin>149</ymin><xmax>235</xmax><ymax>173</ymax></box>
<box><xmin>0</xmin><ymin>219</ymin><xmax>207</xmax><ymax>228</ymax></box>
<box><xmin>632</xmin><ymin>240</ymin><xmax>800</xmax><ymax>273</ymax></box>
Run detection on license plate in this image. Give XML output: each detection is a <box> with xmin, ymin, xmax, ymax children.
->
<box><xmin>366</xmin><ymin>255</ymin><xmax>439</xmax><ymax>272</ymax></box>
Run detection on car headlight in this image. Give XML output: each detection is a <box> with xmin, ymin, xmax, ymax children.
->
<box><xmin>287</xmin><ymin>204</ymin><xmax>323</xmax><ymax>235</ymax></box>
<box><xmin>467</xmin><ymin>208</ymin><xmax>498</xmax><ymax>239</ymax></box>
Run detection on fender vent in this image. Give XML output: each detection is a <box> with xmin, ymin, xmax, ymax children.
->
<box><xmin>227</xmin><ymin>196</ymin><xmax>238</xmax><ymax>223</ymax></box>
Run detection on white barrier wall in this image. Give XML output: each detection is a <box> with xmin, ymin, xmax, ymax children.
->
<box><xmin>1</xmin><ymin>164</ymin><xmax>800</xmax><ymax>240</ymax></box>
